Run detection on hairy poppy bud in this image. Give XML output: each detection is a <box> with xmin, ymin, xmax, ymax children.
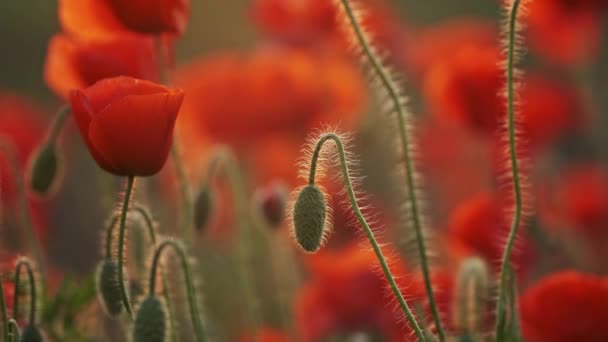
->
<box><xmin>29</xmin><ymin>143</ymin><xmax>59</xmax><ymax>195</ymax></box>
<box><xmin>292</xmin><ymin>185</ymin><xmax>328</xmax><ymax>252</ymax></box>
<box><xmin>133</xmin><ymin>296</ymin><xmax>167</xmax><ymax>342</ymax></box>
<box><xmin>20</xmin><ymin>325</ymin><xmax>44</xmax><ymax>342</ymax></box>
<box><xmin>96</xmin><ymin>259</ymin><xmax>125</xmax><ymax>317</ymax></box>
<box><xmin>193</xmin><ymin>186</ymin><xmax>214</xmax><ymax>231</ymax></box>
<box><xmin>254</xmin><ymin>181</ymin><xmax>288</xmax><ymax>229</ymax></box>
<box><xmin>454</xmin><ymin>257</ymin><xmax>491</xmax><ymax>337</ymax></box>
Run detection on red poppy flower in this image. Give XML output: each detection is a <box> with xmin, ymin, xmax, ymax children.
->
<box><xmin>520</xmin><ymin>271</ymin><xmax>608</xmax><ymax>342</ymax></box>
<box><xmin>59</xmin><ymin>0</ymin><xmax>190</xmax><ymax>38</ymax></box>
<box><xmin>44</xmin><ymin>34</ymin><xmax>158</xmax><ymax>99</ymax></box>
<box><xmin>0</xmin><ymin>95</ymin><xmax>50</xmax><ymax>245</ymax></box>
<box><xmin>422</xmin><ymin>44</ymin><xmax>583</xmax><ymax>149</ymax></box>
<box><xmin>526</xmin><ymin>0</ymin><xmax>603</xmax><ymax>66</ymax></box>
<box><xmin>69</xmin><ymin>76</ymin><xmax>183</xmax><ymax>176</ymax></box>
<box><xmin>447</xmin><ymin>192</ymin><xmax>534</xmax><ymax>277</ymax></box>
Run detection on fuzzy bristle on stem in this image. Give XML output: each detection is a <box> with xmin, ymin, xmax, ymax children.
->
<box><xmin>495</xmin><ymin>1</ymin><xmax>531</xmax><ymax>341</ymax></box>
<box><xmin>332</xmin><ymin>0</ymin><xmax>444</xmax><ymax>340</ymax></box>
<box><xmin>292</xmin><ymin>131</ymin><xmax>426</xmax><ymax>341</ymax></box>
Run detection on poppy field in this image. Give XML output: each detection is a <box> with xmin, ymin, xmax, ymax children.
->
<box><xmin>0</xmin><ymin>0</ymin><xmax>607</xmax><ymax>341</ymax></box>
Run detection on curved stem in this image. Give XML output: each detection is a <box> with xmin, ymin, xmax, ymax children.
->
<box><xmin>495</xmin><ymin>2</ymin><xmax>523</xmax><ymax>340</ymax></box>
<box><xmin>149</xmin><ymin>240</ymin><xmax>207</xmax><ymax>342</ymax></box>
<box><xmin>46</xmin><ymin>105</ymin><xmax>70</xmax><ymax>144</ymax></box>
<box><xmin>336</xmin><ymin>1</ymin><xmax>444</xmax><ymax>339</ymax></box>
<box><xmin>203</xmin><ymin>147</ymin><xmax>259</xmax><ymax>333</ymax></box>
<box><xmin>117</xmin><ymin>175</ymin><xmax>136</xmax><ymax>317</ymax></box>
<box><xmin>0</xmin><ymin>139</ymin><xmax>45</xmax><ymax>276</ymax></box>
<box><xmin>13</xmin><ymin>259</ymin><xmax>37</xmax><ymax>324</ymax></box>
<box><xmin>0</xmin><ymin>275</ymin><xmax>9</xmax><ymax>342</ymax></box>
<box><xmin>310</xmin><ymin>133</ymin><xmax>425</xmax><ymax>341</ymax></box>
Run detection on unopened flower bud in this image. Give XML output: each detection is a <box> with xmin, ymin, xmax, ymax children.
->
<box><xmin>133</xmin><ymin>295</ymin><xmax>167</xmax><ymax>342</ymax></box>
<box><xmin>193</xmin><ymin>186</ymin><xmax>214</xmax><ymax>231</ymax></box>
<box><xmin>28</xmin><ymin>143</ymin><xmax>59</xmax><ymax>195</ymax></box>
<box><xmin>96</xmin><ymin>259</ymin><xmax>126</xmax><ymax>317</ymax></box>
<box><xmin>292</xmin><ymin>185</ymin><xmax>329</xmax><ymax>253</ymax></box>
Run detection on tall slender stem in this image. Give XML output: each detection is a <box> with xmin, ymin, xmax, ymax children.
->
<box><xmin>495</xmin><ymin>1</ymin><xmax>523</xmax><ymax>341</ymax></box>
<box><xmin>203</xmin><ymin>147</ymin><xmax>259</xmax><ymax>333</ymax></box>
<box><xmin>309</xmin><ymin>133</ymin><xmax>425</xmax><ymax>341</ymax></box>
<box><xmin>336</xmin><ymin>1</ymin><xmax>444</xmax><ymax>339</ymax></box>
<box><xmin>0</xmin><ymin>139</ymin><xmax>45</xmax><ymax>276</ymax></box>
<box><xmin>149</xmin><ymin>240</ymin><xmax>207</xmax><ymax>342</ymax></box>
<box><xmin>0</xmin><ymin>275</ymin><xmax>9</xmax><ymax>342</ymax></box>
<box><xmin>117</xmin><ymin>175</ymin><xmax>136</xmax><ymax>317</ymax></box>
<box><xmin>13</xmin><ymin>259</ymin><xmax>37</xmax><ymax>324</ymax></box>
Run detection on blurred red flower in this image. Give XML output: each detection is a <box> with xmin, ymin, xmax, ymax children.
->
<box><xmin>526</xmin><ymin>0</ymin><xmax>604</xmax><ymax>66</ymax></box>
<box><xmin>44</xmin><ymin>34</ymin><xmax>158</xmax><ymax>99</ymax></box>
<box><xmin>69</xmin><ymin>76</ymin><xmax>183</xmax><ymax>176</ymax></box>
<box><xmin>402</xmin><ymin>19</ymin><xmax>497</xmax><ymax>83</ymax></box>
<box><xmin>0</xmin><ymin>95</ymin><xmax>49</xmax><ymax>245</ymax></box>
<box><xmin>175</xmin><ymin>47</ymin><xmax>367</xmax><ymax>186</ymax></box>
<box><xmin>520</xmin><ymin>271</ymin><xmax>608</xmax><ymax>342</ymax></box>
<box><xmin>251</xmin><ymin>0</ymin><xmax>407</xmax><ymax>53</ymax></box>
<box><xmin>539</xmin><ymin>165</ymin><xmax>608</xmax><ymax>237</ymax></box>
<box><xmin>446</xmin><ymin>192</ymin><xmax>534</xmax><ymax>277</ymax></box>
<box><xmin>59</xmin><ymin>0</ymin><xmax>190</xmax><ymax>38</ymax></box>
<box><xmin>422</xmin><ymin>44</ymin><xmax>583</xmax><ymax>150</ymax></box>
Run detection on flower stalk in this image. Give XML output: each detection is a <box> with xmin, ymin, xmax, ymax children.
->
<box><xmin>117</xmin><ymin>175</ymin><xmax>136</xmax><ymax>316</ymax></box>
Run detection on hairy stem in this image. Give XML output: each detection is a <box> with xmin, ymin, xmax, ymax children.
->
<box><xmin>13</xmin><ymin>259</ymin><xmax>37</xmax><ymax>324</ymax></box>
<box><xmin>149</xmin><ymin>240</ymin><xmax>206</xmax><ymax>342</ymax></box>
<box><xmin>495</xmin><ymin>1</ymin><xmax>523</xmax><ymax>340</ymax></box>
<box><xmin>310</xmin><ymin>133</ymin><xmax>425</xmax><ymax>341</ymax></box>
<box><xmin>336</xmin><ymin>1</ymin><xmax>444</xmax><ymax>338</ymax></box>
<box><xmin>117</xmin><ymin>175</ymin><xmax>136</xmax><ymax>317</ymax></box>
<box><xmin>0</xmin><ymin>139</ymin><xmax>45</xmax><ymax>276</ymax></box>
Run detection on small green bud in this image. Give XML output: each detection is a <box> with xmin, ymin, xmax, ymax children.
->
<box><xmin>28</xmin><ymin>144</ymin><xmax>58</xmax><ymax>195</ymax></box>
<box><xmin>254</xmin><ymin>181</ymin><xmax>288</xmax><ymax>229</ymax></box>
<box><xmin>133</xmin><ymin>296</ymin><xmax>167</xmax><ymax>342</ymax></box>
<box><xmin>193</xmin><ymin>186</ymin><xmax>214</xmax><ymax>231</ymax></box>
<box><xmin>292</xmin><ymin>185</ymin><xmax>328</xmax><ymax>252</ymax></box>
<box><xmin>96</xmin><ymin>259</ymin><xmax>125</xmax><ymax>317</ymax></box>
<box><xmin>20</xmin><ymin>325</ymin><xmax>43</xmax><ymax>342</ymax></box>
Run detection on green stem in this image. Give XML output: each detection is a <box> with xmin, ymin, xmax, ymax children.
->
<box><xmin>336</xmin><ymin>1</ymin><xmax>444</xmax><ymax>339</ymax></box>
<box><xmin>309</xmin><ymin>133</ymin><xmax>425</xmax><ymax>341</ymax></box>
<box><xmin>117</xmin><ymin>175</ymin><xmax>136</xmax><ymax>317</ymax></box>
<box><xmin>13</xmin><ymin>259</ymin><xmax>37</xmax><ymax>324</ymax></box>
<box><xmin>0</xmin><ymin>275</ymin><xmax>9</xmax><ymax>342</ymax></box>
<box><xmin>0</xmin><ymin>139</ymin><xmax>45</xmax><ymax>276</ymax></box>
<box><xmin>495</xmin><ymin>1</ymin><xmax>523</xmax><ymax>341</ymax></box>
<box><xmin>47</xmin><ymin>105</ymin><xmax>70</xmax><ymax>143</ymax></box>
<box><xmin>149</xmin><ymin>240</ymin><xmax>207</xmax><ymax>342</ymax></box>
<box><xmin>203</xmin><ymin>147</ymin><xmax>259</xmax><ymax>333</ymax></box>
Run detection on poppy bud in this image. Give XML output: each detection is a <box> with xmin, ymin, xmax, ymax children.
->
<box><xmin>254</xmin><ymin>181</ymin><xmax>288</xmax><ymax>229</ymax></box>
<box><xmin>133</xmin><ymin>295</ymin><xmax>167</xmax><ymax>342</ymax></box>
<box><xmin>28</xmin><ymin>144</ymin><xmax>59</xmax><ymax>195</ymax></box>
<box><xmin>292</xmin><ymin>185</ymin><xmax>329</xmax><ymax>253</ymax></box>
<box><xmin>96</xmin><ymin>259</ymin><xmax>126</xmax><ymax>317</ymax></box>
<box><xmin>454</xmin><ymin>257</ymin><xmax>491</xmax><ymax>337</ymax></box>
<box><xmin>20</xmin><ymin>325</ymin><xmax>44</xmax><ymax>342</ymax></box>
<box><xmin>193</xmin><ymin>186</ymin><xmax>214</xmax><ymax>231</ymax></box>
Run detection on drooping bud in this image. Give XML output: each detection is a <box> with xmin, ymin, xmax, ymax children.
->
<box><xmin>453</xmin><ymin>257</ymin><xmax>492</xmax><ymax>338</ymax></box>
<box><xmin>193</xmin><ymin>186</ymin><xmax>214</xmax><ymax>231</ymax></box>
<box><xmin>96</xmin><ymin>259</ymin><xmax>126</xmax><ymax>317</ymax></box>
<box><xmin>28</xmin><ymin>143</ymin><xmax>59</xmax><ymax>195</ymax></box>
<box><xmin>133</xmin><ymin>295</ymin><xmax>167</xmax><ymax>342</ymax></box>
<box><xmin>292</xmin><ymin>185</ymin><xmax>329</xmax><ymax>253</ymax></box>
<box><xmin>254</xmin><ymin>181</ymin><xmax>288</xmax><ymax>229</ymax></box>
<box><xmin>20</xmin><ymin>324</ymin><xmax>44</xmax><ymax>342</ymax></box>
